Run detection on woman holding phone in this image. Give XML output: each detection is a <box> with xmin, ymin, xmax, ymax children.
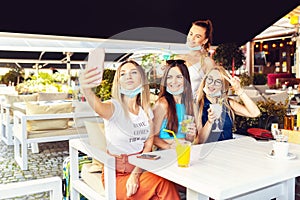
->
<box><xmin>79</xmin><ymin>51</ymin><xmax>180</xmax><ymax>199</ymax></box>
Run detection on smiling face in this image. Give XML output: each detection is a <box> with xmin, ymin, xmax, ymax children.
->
<box><xmin>166</xmin><ymin>66</ymin><xmax>184</xmax><ymax>94</ymax></box>
<box><xmin>204</xmin><ymin>69</ymin><xmax>223</xmax><ymax>96</ymax></box>
<box><xmin>119</xmin><ymin>62</ymin><xmax>142</xmax><ymax>90</ymax></box>
<box><xmin>186</xmin><ymin>25</ymin><xmax>208</xmax><ymax>48</ymax></box>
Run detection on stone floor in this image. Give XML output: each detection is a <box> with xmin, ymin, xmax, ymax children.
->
<box><xmin>0</xmin><ymin>140</ymin><xmax>69</xmax><ymax>200</ymax></box>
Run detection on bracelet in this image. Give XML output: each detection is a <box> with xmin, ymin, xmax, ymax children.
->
<box><xmin>236</xmin><ymin>90</ymin><xmax>245</xmax><ymax>96</ymax></box>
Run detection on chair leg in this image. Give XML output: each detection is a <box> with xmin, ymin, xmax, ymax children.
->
<box><xmin>14</xmin><ymin>137</ymin><xmax>28</xmax><ymax>170</ymax></box>
<box><xmin>31</xmin><ymin>143</ymin><xmax>39</xmax><ymax>154</ymax></box>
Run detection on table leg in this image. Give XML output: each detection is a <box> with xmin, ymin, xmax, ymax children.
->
<box><xmin>278</xmin><ymin>178</ymin><xmax>295</xmax><ymax>200</ymax></box>
<box><xmin>186</xmin><ymin>188</ymin><xmax>209</xmax><ymax>200</ymax></box>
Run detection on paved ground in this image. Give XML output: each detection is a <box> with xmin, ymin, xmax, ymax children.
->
<box><xmin>0</xmin><ymin>141</ymin><xmax>69</xmax><ymax>200</ymax></box>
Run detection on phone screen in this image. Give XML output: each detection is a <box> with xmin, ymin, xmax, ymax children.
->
<box><xmin>137</xmin><ymin>154</ymin><xmax>160</xmax><ymax>160</ymax></box>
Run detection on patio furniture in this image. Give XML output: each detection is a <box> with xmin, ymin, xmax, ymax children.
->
<box><xmin>0</xmin><ymin>176</ymin><xmax>62</xmax><ymax>200</ymax></box>
<box><xmin>0</xmin><ymin>93</ymin><xmax>38</xmax><ymax>145</ymax></box>
<box><xmin>69</xmin><ymin>138</ymin><xmax>116</xmax><ymax>200</ymax></box>
<box><xmin>129</xmin><ymin>137</ymin><xmax>300</xmax><ymax>200</ymax></box>
<box><xmin>13</xmin><ymin>102</ymin><xmax>99</xmax><ymax>170</ymax></box>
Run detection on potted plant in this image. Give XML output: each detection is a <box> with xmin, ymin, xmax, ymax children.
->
<box><xmin>94</xmin><ymin>69</ymin><xmax>116</xmax><ymax>101</ymax></box>
<box><xmin>234</xmin><ymin>98</ymin><xmax>288</xmax><ymax>134</ymax></box>
<box><xmin>213</xmin><ymin>43</ymin><xmax>245</xmax><ymax>71</ymax></box>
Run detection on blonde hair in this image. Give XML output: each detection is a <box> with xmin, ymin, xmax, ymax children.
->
<box><xmin>196</xmin><ymin>66</ymin><xmax>235</xmax><ymax>129</ymax></box>
<box><xmin>111</xmin><ymin>60</ymin><xmax>151</xmax><ymax>118</ymax></box>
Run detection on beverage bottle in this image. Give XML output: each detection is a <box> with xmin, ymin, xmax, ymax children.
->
<box><xmin>284</xmin><ymin>108</ymin><xmax>295</xmax><ymax>130</ymax></box>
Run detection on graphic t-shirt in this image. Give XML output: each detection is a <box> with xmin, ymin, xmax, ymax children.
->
<box><xmin>104</xmin><ymin>99</ymin><xmax>153</xmax><ymax>155</ymax></box>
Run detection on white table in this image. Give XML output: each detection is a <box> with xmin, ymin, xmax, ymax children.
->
<box><xmin>266</xmin><ymin>89</ymin><xmax>299</xmax><ymax>95</ymax></box>
<box><xmin>129</xmin><ymin>137</ymin><xmax>300</xmax><ymax>200</ymax></box>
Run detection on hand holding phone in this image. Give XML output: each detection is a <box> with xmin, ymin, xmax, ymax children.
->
<box><xmin>136</xmin><ymin>154</ymin><xmax>161</xmax><ymax>160</ymax></box>
<box><xmin>87</xmin><ymin>48</ymin><xmax>105</xmax><ymax>85</ymax></box>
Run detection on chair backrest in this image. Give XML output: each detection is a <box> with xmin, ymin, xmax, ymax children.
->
<box><xmin>38</xmin><ymin>92</ymin><xmax>68</xmax><ymax>101</ymax></box>
<box><xmin>84</xmin><ymin>121</ymin><xmax>106</xmax><ymax>151</ymax></box>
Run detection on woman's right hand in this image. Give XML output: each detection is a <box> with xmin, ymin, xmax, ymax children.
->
<box><xmin>79</xmin><ymin>66</ymin><xmax>103</xmax><ymax>90</ymax></box>
<box><xmin>207</xmin><ymin>108</ymin><xmax>217</xmax><ymax>123</ymax></box>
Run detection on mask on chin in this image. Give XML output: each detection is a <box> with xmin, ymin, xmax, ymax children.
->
<box><xmin>186</xmin><ymin>41</ymin><xmax>203</xmax><ymax>51</ymax></box>
<box><xmin>203</xmin><ymin>87</ymin><xmax>222</xmax><ymax>97</ymax></box>
<box><xmin>120</xmin><ymin>84</ymin><xmax>143</xmax><ymax>98</ymax></box>
<box><xmin>166</xmin><ymin>87</ymin><xmax>184</xmax><ymax>95</ymax></box>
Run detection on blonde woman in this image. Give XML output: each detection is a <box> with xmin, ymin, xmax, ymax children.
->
<box><xmin>194</xmin><ymin>66</ymin><xmax>260</xmax><ymax>144</ymax></box>
<box><xmin>80</xmin><ymin>58</ymin><xmax>180</xmax><ymax>199</ymax></box>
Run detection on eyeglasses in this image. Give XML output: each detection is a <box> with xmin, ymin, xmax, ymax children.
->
<box><xmin>166</xmin><ymin>59</ymin><xmax>186</xmax><ymax>65</ymax></box>
<box><xmin>205</xmin><ymin>77</ymin><xmax>222</xmax><ymax>87</ymax></box>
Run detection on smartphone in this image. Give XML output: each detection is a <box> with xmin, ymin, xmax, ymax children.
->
<box><xmin>136</xmin><ymin>154</ymin><xmax>161</xmax><ymax>160</ymax></box>
<box><xmin>87</xmin><ymin>48</ymin><xmax>105</xmax><ymax>69</ymax></box>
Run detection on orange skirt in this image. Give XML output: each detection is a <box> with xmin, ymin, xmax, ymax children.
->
<box><xmin>102</xmin><ymin>170</ymin><xmax>180</xmax><ymax>200</ymax></box>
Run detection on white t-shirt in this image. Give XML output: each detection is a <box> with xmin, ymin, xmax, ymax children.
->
<box><xmin>104</xmin><ymin>99</ymin><xmax>153</xmax><ymax>155</ymax></box>
<box><xmin>188</xmin><ymin>62</ymin><xmax>205</xmax><ymax>98</ymax></box>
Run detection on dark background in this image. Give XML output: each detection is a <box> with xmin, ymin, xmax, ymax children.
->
<box><xmin>0</xmin><ymin>0</ymin><xmax>298</xmax><ymax>46</ymax></box>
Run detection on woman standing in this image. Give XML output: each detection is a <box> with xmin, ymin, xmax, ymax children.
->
<box><xmin>176</xmin><ymin>19</ymin><xmax>215</xmax><ymax>98</ymax></box>
<box><xmin>80</xmin><ymin>57</ymin><xmax>180</xmax><ymax>199</ymax></box>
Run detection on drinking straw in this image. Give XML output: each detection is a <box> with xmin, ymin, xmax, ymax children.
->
<box><xmin>163</xmin><ymin>129</ymin><xmax>180</xmax><ymax>145</ymax></box>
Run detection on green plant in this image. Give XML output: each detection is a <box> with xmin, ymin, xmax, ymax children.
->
<box><xmin>239</xmin><ymin>73</ymin><xmax>253</xmax><ymax>87</ymax></box>
<box><xmin>16</xmin><ymin>72</ymin><xmax>71</xmax><ymax>94</ymax></box>
<box><xmin>213</xmin><ymin>43</ymin><xmax>245</xmax><ymax>71</ymax></box>
<box><xmin>2</xmin><ymin>64</ymin><xmax>25</xmax><ymax>85</ymax></box>
<box><xmin>235</xmin><ymin>99</ymin><xmax>288</xmax><ymax>134</ymax></box>
<box><xmin>94</xmin><ymin>69</ymin><xmax>116</xmax><ymax>101</ymax></box>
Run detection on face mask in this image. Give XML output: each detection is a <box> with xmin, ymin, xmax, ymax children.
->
<box><xmin>166</xmin><ymin>87</ymin><xmax>184</xmax><ymax>95</ymax></box>
<box><xmin>203</xmin><ymin>87</ymin><xmax>222</xmax><ymax>97</ymax></box>
<box><xmin>120</xmin><ymin>84</ymin><xmax>143</xmax><ymax>98</ymax></box>
<box><xmin>186</xmin><ymin>41</ymin><xmax>203</xmax><ymax>51</ymax></box>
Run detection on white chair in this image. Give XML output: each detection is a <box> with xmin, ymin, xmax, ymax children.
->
<box><xmin>0</xmin><ymin>103</ymin><xmax>14</xmax><ymax>145</ymax></box>
<box><xmin>69</xmin><ymin>138</ymin><xmax>116</xmax><ymax>200</ymax></box>
<box><xmin>13</xmin><ymin>110</ymin><xmax>98</xmax><ymax>170</ymax></box>
<box><xmin>0</xmin><ymin>176</ymin><xmax>62</xmax><ymax>200</ymax></box>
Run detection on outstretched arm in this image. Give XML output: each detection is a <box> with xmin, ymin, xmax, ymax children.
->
<box><xmin>223</xmin><ymin>74</ymin><xmax>260</xmax><ymax>117</ymax></box>
<box><xmin>79</xmin><ymin>66</ymin><xmax>114</xmax><ymax>120</ymax></box>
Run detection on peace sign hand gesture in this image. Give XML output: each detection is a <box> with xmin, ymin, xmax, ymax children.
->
<box><xmin>222</xmin><ymin>71</ymin><xmax>244</xmax><ymax>96</ymax></box>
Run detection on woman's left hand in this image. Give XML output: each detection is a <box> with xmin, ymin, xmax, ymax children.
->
<box><xmin>223</xmin><ymin>74</ymin><xmax>243</xmax><ymax>94</ymax></box>
<box><xmin>126</xmin><ymin>173</ymin><xmax>140</xmax><ymax>197</ymax></box>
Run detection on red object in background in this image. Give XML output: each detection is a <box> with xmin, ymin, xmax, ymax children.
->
<box><xmin>267</xmin><ymin>73</ymin><xmax>292</xmax><ymax>87</ymax></box>
<box><xmin>247</xmin><ymin>128</ymin><xmax>273</xmax><ymax>140</ymax></box>
<box><xmin>232</xmin><ymin>58</ymin><xmax>235</xmax><ymax>77</ymax></box>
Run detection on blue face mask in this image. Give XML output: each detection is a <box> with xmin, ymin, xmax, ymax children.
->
<box><xmin>186</xmin><ymin>41</ymin><xmax>203</xmax><ymax>51</ymax></box>
<box><xmin>203</xmin><ymin>87</ymin><xmax>222</xmax><ymax>97</ymax></box>
<box><xmin>120</xmin><ymin>85</ymin><xmax>143</xmax><ymax>98</ymax></box>
<box><xmin>166</xmin><ymin>87</ymin><xmax>184</xmax><ymax>96</ymax></box>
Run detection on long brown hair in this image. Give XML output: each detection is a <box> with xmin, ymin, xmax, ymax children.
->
<box><xmin>157</xmin><ymin>60</ymin><xmax>194</xmax><ymax>133</ymax></box>
<box><xmin>192</xmin><ymin>19</ymin><xmax>213</xmax><ymax>51</ymax></box>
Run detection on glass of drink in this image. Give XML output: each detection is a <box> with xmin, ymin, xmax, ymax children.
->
<box><xmin>175</xmin><ymin>140</ymin><xmax>191</xmax><ymax>167</ymax></box>
<box><xmin>180</xmin><ymin>115</ymin><xmax>194</xmax><ymax>134</ymax></box>
<box><xmin>210</xmin><ymin>103</ymin><xmax>222</xmax><ymax>132</ymax></box>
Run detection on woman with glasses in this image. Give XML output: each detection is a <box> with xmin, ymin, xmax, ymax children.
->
<box><xmin>153</xmin><ymin>59</ymin><xmax>197</xmax><ymax>150</ymax></box>
<box><xmin>175</xmin><ymin>19</ymin><xmax>215</xmax><ymax>99</ymax></box>
<box><xmin>194</xmin><ymin>66</ymin><xmax>260</xmax><ymax>144</ymax></box>
<box><xmin>80</xmin><ymin>56</ymin><xmax>180</xmax><ymax>199</ymax></box>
